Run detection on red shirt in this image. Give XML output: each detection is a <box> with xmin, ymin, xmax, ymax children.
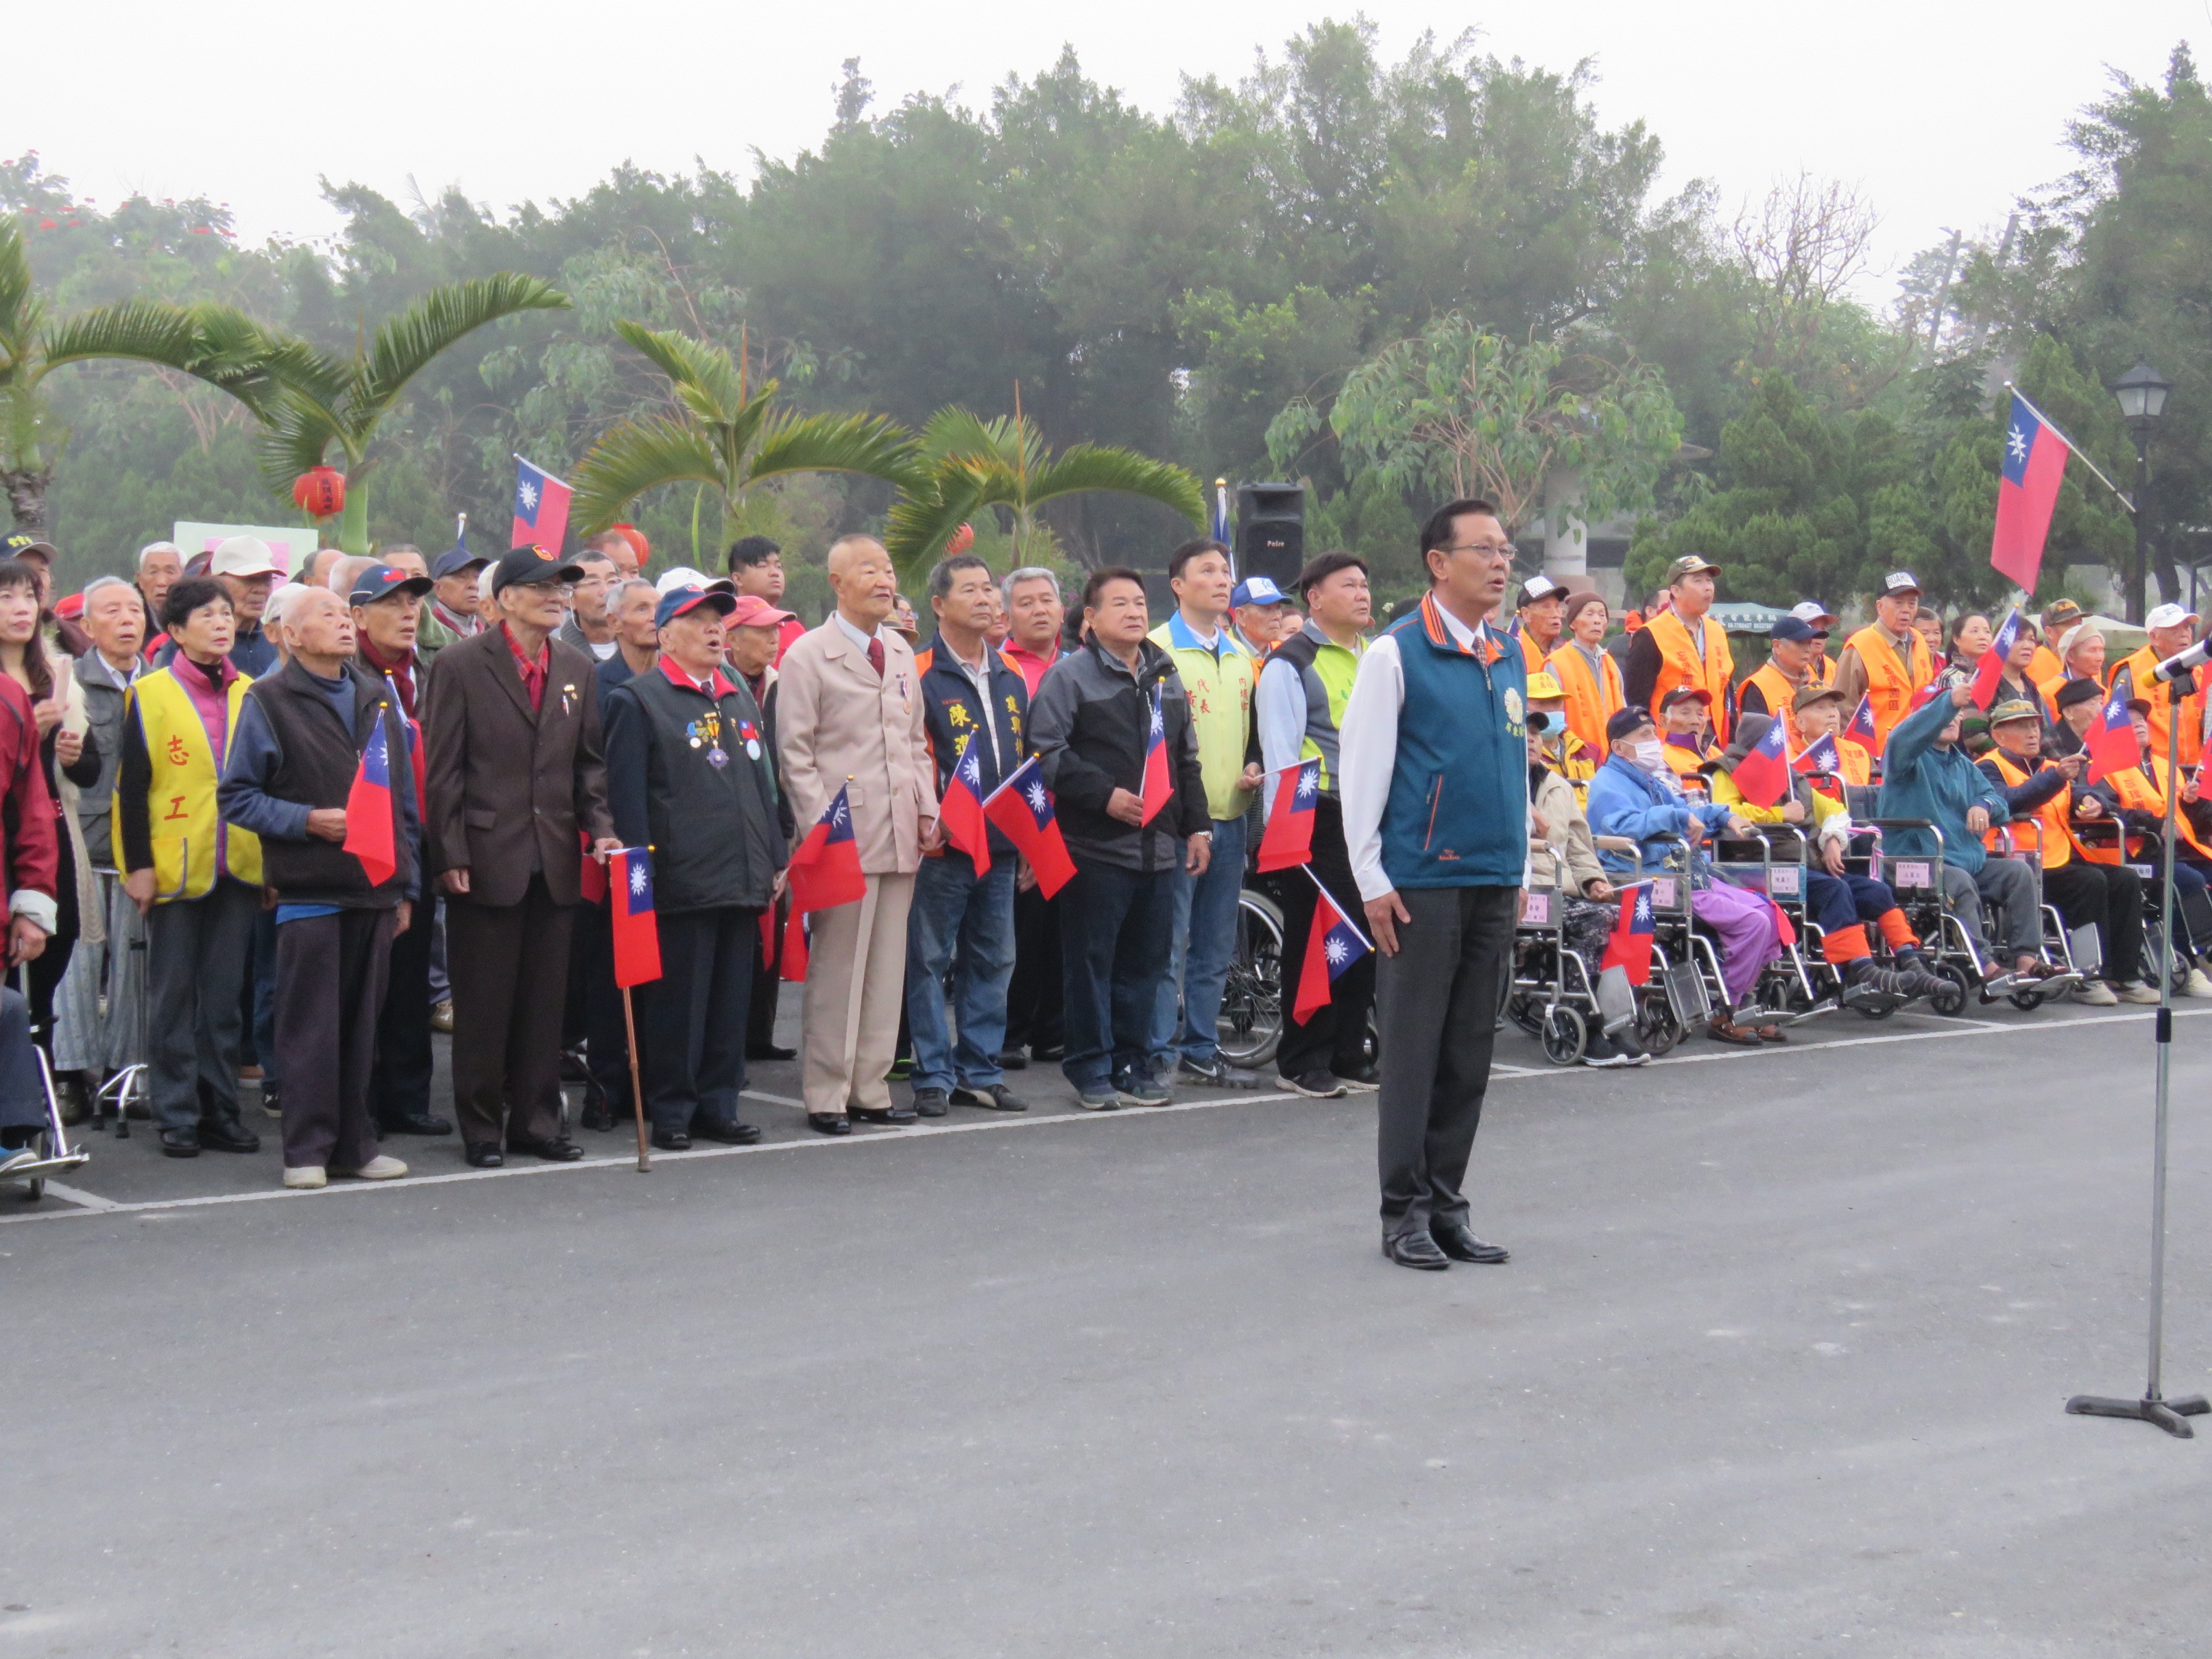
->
<box><xmin>1001</xmin><ymin>641</ymin><xmax>1063</xmax><ymax>697</ymax></box>
<box><xmin>773</xmin><ymin>614</ymin><xmax>806</xmax><ymax>668</ymax></box>
<box><xmin>502</xmin><ymin>622</ymin><xmax>549</xmax><ymax>713</ymax></box>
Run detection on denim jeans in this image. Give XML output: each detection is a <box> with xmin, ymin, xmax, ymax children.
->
<box><xmin>904</xmin><ymin>855</ymin><xmax>1018</xmax><ymax>1094</ymax></box>
<box><xmin>1059</xmin><ymin>862</ymin><xmax>1177</xmax><ymax>1094</ymax></box>
<box><xmin>1153</xmin><ymin>814</ymin><xmax>1248</xmax><ymax>1067</ymax></box>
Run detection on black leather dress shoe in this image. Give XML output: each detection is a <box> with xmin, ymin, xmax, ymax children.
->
<box><xmin>197</xmin><ymin>1117</ymin><xmax>261</xmax><ymax>1154</ymax></box>
<box><xmin>806</xmin><ymin>1112</ymin><xmax>852</xmax><ymax>1136</ymax></box>
<box><xmin>509</xmin><ymin>1135</ymin><xmax>586</xmax><ymax>1162</ymax></box>
<box><xmin>692</xmin><ymin>1119</ymin><xmax>762</xmax><ymax>1145</ymax></box>
<box><xmin>159</xmin><ymin>1127</ymin><xmax>200</xmax><ymax>1158</ymax></box>
<box><xmin>1430</xmin><ymin>1221</ymin><xmax>1510</xmax><ymax>1265</ymax></box>
<box><xmin>850</xmin><ymin>1104</ymin><xmax>917</xmax><ymax>1125</ymax></box>
<box><xmin>651</xmin><ymin>1128</ymin><xmax>693</xmax><ymax>1151</ymax></box>
<box><xmin>1383</xmin><ymin>1230</ymin><xmax>1451</xmax><ymax>1270</ymax></box>
<box><xmin>996</xmin><ymin>1047</ymin><xmax>1029</xmax><ymax>1071</ymax></box>
<box><xmin>464</xmin><ymin>1143</ymin><xmax>504</xmax><ymax>1168</ymax></box>
<box><xmin>746</xmin><ymin>1042</ymin><xmax>798</xmax><ymax>1062</ymax></box>
<box><xmin>379</xmin><ymin>1112</ymin><xmax>453</xmax><ymax>1136</ymax></box>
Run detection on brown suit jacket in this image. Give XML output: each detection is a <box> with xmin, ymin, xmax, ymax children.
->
<box><xmin>422</xmin><ymin>624</ymin><xmax>616</xmax><ymax>909</ymax></box>
<box><xmin>773</xmin><ymin>618</ymin><xmax>936</xmax><ymax>876</ymax></box>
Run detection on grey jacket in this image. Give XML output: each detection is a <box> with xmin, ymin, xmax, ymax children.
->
<box><xmin>74</xmin><ymin>649</ymin><xmax>139</xmax><ymax>868</ymax></box>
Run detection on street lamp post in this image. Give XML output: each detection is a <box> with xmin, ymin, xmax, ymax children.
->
<box><xmin>2112</xmin><ymin>359</ymin><xmax>2171</xmax><ymax>623</ymax></box>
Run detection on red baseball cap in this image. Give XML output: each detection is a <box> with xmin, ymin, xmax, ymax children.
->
<box><xmin>728</xmin><ymin>594</ymin><xmax>795</xmax><ymax>630</ymax></box>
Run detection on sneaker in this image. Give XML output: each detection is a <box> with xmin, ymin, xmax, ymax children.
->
<box><xmin>950</xmin><ymin>1083</ymin><xmax>1028</xmax><ymax>1112</ymax></box>
<box><xmin>2077</xmin><ymin>980</ymin><xmax>2119</xmax><ymax>1006</ymax></box>
<box><xmin>335</xmin><ymin>1155</ymin><xmax>408</xmax><ymax>1180</ymax></box>
<box><xmin>2183</xmin><ymin>967</ymin><xmax>2212</xmax><ymax>999</ymax></box>
<box><xmin>1607</xmin><ymin>1025</ymin><xmax>1652</xmax><ymax>1066</ymax></box>
<box><xmin>430</xmin><ymin>1000</ymin><xmax>454</xmax><ymax>1034</ymax></box>
<box><xmin>2118</xmin><ymin>980</ymin><xmax>2162</xmax><ymax>1005</ymax></box>
<box><xmin>1581</xmin><ymin>1030</ymin><xmax>1631</xmax><ymax>1069</ymax></box>
<box><xmin>996</xmin><ymin>1047</ymin><xmax>1030</xmax><ymax>1071</ymax></box>
<box><xmin>910</xmin><ymin>1088</ymin><xmax>951</xmax><ymax>1118</ymax></box>
<box><xmin>1280</xmin><ymin>1070</ymin><xmax>1347</xmax><ymax>1098</ymax></box>
<box><xmin>282</xmin><ymin>1165</ymin><xmax>327</xmax><ymax>1189</ymax></box>
<box><xmin>1177</xmin><ymin>1055</ymin><xmax>1260</xmax><ymax>1088</ymax></box>
<box><xmin>1332</xmin><ymin>1063</ymin><xmax>1381</xmax><ymax>1092</ymax></box>
<box><xmin>0</xmin><ymin>1146</ymin><xmax>40</xmax><ymax>1178</ymax></box>
<box><xmin>1075</xmin><ymin>1089</ymin><xmax>1123</xmax><ymax>1112</ymax></box>
<box><xmin>1118</xmin><ymin>1077</ymin><xmax>1171</xmax><ymax>1107</ymax></box>
<box><xmin>888</xmin><ymin>1058</ymin><xmax>913</xmax><ymax>1081</ymax></box>
<box><xmin>259</xmin><ymin>1079</ymin><xmax>282</xmax><ymax>1120</ymax></box>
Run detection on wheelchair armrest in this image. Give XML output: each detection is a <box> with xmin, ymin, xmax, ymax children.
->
<box><xmin>1592</xmin><ymin>835</ymin><xmax>1640</xmax><ymax>853</ymax></box>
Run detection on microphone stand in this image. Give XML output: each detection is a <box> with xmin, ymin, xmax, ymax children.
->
<box><xmin>2068</xmin><ymin>662</ymin><xmax>2210</xmax><ymax>1436</ymax></box>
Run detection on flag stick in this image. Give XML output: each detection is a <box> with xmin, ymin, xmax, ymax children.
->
<box><xmin>1300</xmin><ymin>861</ymin><xmax>1373</xmax><ymax>952</ymax></box>
<box><xmin>621</xmin><ymin>983</ymin><xmax>650</xmax><ymax>1173</ymax></box>
<box><xmin>2004</xmin><ymin>383</ymin><xmax>2137</xmax><ymax>512</ymax></box>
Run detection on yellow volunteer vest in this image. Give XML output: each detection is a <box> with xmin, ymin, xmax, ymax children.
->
<box><xmin>1546</xmin><ymin>643</ymin><xmax>1624</xmax><ymax>757</ymax></box>
<box><xmin>1645</xmin><ymin>610</ymin><xmax>1735</xmax><ymax>742</ymax></box>
<box><xmin>1844</xmin><ymin>625</ymin><xmax>1932</xmax><ymax>754</ymax></box>
<box><xmin>117</xmin><ymin>667</ymin><xmax>262</xmax><ymax>900</ymax></box>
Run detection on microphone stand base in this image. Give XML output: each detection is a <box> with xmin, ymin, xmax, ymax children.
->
<box><xmin>2066</xmin><ymin>1392</ymin><xmax>2211</xmax><ymax>1438</ymax></box>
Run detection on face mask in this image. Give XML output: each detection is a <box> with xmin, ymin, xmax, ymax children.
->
<box><xmin>1627</xmin><ymin>737</ymin><xmax>1668</xmax><ymax>774</ymax></box>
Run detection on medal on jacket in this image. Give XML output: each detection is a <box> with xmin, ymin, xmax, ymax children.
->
<box><xmin>562</xmin><ymin>682</ymin><xmax>575</xmax><ymax>717</ymax></box>
<box><xmin>739</xmin><ymin>717</ymin><xmax>761</xmax><ymax>761</ymax></box>
<box><xmin>708</xmin><ymin>745</ymin><xmax>729</xmax><ymax>768</ymax></box>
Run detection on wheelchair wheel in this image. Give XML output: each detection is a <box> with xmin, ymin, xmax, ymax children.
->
<box><xmin>1505</xmin><ymin>993</ymin><xmax>1547</xmax><ymax>1040</ymax></box>
<box><xmin>1635</xmin><ymin>996</ymin><xmax>1681</xmax><ymax>1057</ymax></box>
<box><xmin>1218</xmin><ymin>889</ymin><xmax>1285</xmax><ymax>1070</ymax></box>
<box><xmin>1930</xmin><ymin>962</ymin><xmax>1971</xmax><ymax>1018</ymax></box>
<box><xmin>1539</xmin><ymin>1005</ymin><xmax>1586</xmax><ymax>1066</ymax></box>
<box><xmin>1851</xmin><ymin>996</ymin><xmax>1899</xmax><ymax>1021</ymax></box>
<box><xmin>2008</xmin><ymin>983</ymin><xmax>2046</xmax><ymax>1012</ymax></box>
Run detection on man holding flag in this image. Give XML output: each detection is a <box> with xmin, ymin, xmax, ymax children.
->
<box><xmin>603</xmin><ymin>583</ymin><xmax>787</xmax><ymax>1149</ymax></box>
<box><xmin>217</xmin><ymin>586</ymin><xmax>416</xmax><ymax>1190</ymax></box>
<box><xmin>906</xmin><ymin>553</ymin><xmax>1032</xmax><ymax>1118</ymax></box>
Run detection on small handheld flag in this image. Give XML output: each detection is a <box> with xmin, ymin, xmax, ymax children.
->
<box><xmin>787</xmin><ymin>783</ymin><xmax>869</xmax><ymax>914</ymax></box>
<box><xmin>1139</xmin><ymin>691</ymin><xmax>1174</xmax><ymax>825</ymax></box>
<box><xmin>2085</xmin><ymin>667</ymin><xmax>2141</xmax><ymax>786</ymax></box>
<box><xmin>608</xmin><ymin>847</ymin><xmax>662</xmax><ymax>988</ymax></box>
<box><xmin>341</xmin><ymin>711</ymin><xmax>398</xmax><ymax>888</ymax></box>
<box><xmin>1991</xmin><ymin>392</ymin><xmax>2071</xmax><ymax>593</ymax></box>
<box><xmin>1257</xmin><ymin>759</ymin><xmax>1320</xmax><ymax>873</ymax></box>
<box><xmin>1846</xmin><ymin>693</ymin><xmax>1879</xmax><ymax>750</ymax></box>
<box><xmin>1729</xmin><ymin>717</ymin><xmax>1793</xmax><ymax>808</ymax></box>
<box><xmin>1970</xmin><ymin>608</ymin><xmax>2024</xmax><ymax>711</ymax></box>
<box><xmin>1794</xmin><ymin>731</ymin><xmax>1842</xmax><ymax>776</ymax></box>
<box><xmin>981</xmin><ymin>757</ymin><xmax>1077</xmax><ymax>898</ymax></box>
<box><xmin>1293</xmin><ymin>869</ymin><xmax>1373</xmax><ymax>1026</ymax></box>
<box><xmin>512</xmin><ymin>455</ymin><xmax>573</xmax><ymax>554</ymax></box>
<box><xmin>938</xmin><ymin>731</ymin><xmax>992</xmax><ymax>876</ymax></box>
<box><xmin>1599</xmin><ymin>881</ymin><xmax>1656</xmax><ymax>988</ymax></box>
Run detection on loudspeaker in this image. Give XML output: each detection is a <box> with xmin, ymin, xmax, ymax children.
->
<box><xmin>1236</xmin><ymin>482</ymin><xmax>1305</xmax><ymax>587</ymax></box>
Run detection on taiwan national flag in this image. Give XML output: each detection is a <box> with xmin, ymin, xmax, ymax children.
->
<box><xmin>1292</xmin><ymin>873</ymin><xmax>1373</xmax><ymax>1025</ymax></box>
<box><xmin>1139</xmin><ymin>690</ymin><xmax>1174</xmax><ymax>825</ymax></box>
<box><xmin>1794</xmin><ymin>731</ymin><xmax>1842</xmax><ymax>776</ymax></box>
<box><xmin>512</xmin><ymin>455</ymin><xmax>573</xmax><ymax>554</ymax></box>
<box><xmin>786</xmin><ymin>783</ymin><xmax>868</xmax><ymax>913</ymax></box>
<box><xmin>341</xmin><ymin>713</ymin><xmax>398</xmax><ymax>888</ymax></box>
<box><xmin>1729</xmin><ymin>715</ymin><xmax>1792</xmax><ymax>807</ymax></box>
<box><xmin>1600</xmin><ymin>882</ymin><xmax>1657</xmax><ymax>987</ymax></box>
<box><xmin>1971</xmin><ymin>608</ymin><xmax>2024</xmax><ymax>711</ymax></box>
<box><xmin>2085</xmin><ymin>666</ymin><xmax>2141</xmax><ymax>785</ymax></box>
<box><xmin>1991</xmin><ymin>392</ymin><xmax>2071</xmax><ymax>593</ymax></box>
<box><xmin>608</xmin><ymin>846</ymin><xmax>662</xmax><ymax>988</ymax></box>
<box><xmin>1257</xmin><ymin>759</ymin><xmax>1320</xmax><ymax>872</ymax></box>
<box><xmin>981</xmin><ymin>756</ymin><xmax>1077</xmax><ymax>898</ymax></box>
<box><xmin>939</xmin><ymin>730</ymin><xmax>992</xmax><ymax>876</ymax></box>
<box><xmin>1846</xmin><ymin>692</ymin><xmax>1879</xmax><ymax>750</ymax></box>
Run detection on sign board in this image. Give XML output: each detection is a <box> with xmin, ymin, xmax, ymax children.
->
<box><xmin>1650</xmin><ymin>875</ymin><xmax>1679</xmax><ymax>910</ymax></box>
<box><xmin>171</xmin><ymin>522</ymin><xmax>322</xmax><ymax>576</ymax></box>
<box><xmin>1521</xmin><ymin>889</ymin><xmax>1552</xmax><ymax>927</ymax></box>
<box><xmin>1892</xmin><ymin>859</ymin><xmax>1934</xmax><ymax>890</ymax></box>
<box><xmin>1766</xmin><ymin>865</ymin><xmax>1801</xmax><ymax>898</ymax></box>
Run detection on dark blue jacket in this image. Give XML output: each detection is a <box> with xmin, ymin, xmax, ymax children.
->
<box><xmin>915</xmin><ymin>634</ymin><xmax>1029</xmax><ymax>855</ymax></box>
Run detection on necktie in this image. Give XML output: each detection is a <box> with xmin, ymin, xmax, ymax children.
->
<box><xmin>867</xmin><ymin>636</ymin><xmax>885</xmax><ymax>679</ymax></box>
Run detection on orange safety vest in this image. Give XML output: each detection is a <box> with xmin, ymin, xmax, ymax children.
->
<box><xmin>1982</xmin><ymin>750</ymin><xmax>2077</xmax><ymax>868</ymax></box>
<box><xmin>1843</xmin><ymin>625</ymin><xmax>1932</xmax><ymax>755</ymax></box>
<box><xmin>1663</xmin><ymin>733</ymin><xmax>1713</xmax><ymax>785</ymax></box>
<box><xmin>2137</xmin><ymin>756</ymin><xmax>2212</xmax><ymax>863</ymax></box>
<box><xmin>1645</xmin><ymin>610</ymin><xmax>1734</xmax><ymax>742</ymax></box>
<box><xmin>1836</xmin><ymin>734</ymin><xmax>1873</xmax><ymax>788</ymax></box>
<box><xmin>1516</xmin><ymin>628</ymin><xmax>1551</xmax><ymax>675</ymax></box>
<box><xmin>1740</xmin><ymin>662</ymin><xmax>1811</xmax><ymax>752</ymax></box>
<box><xmin>2111</xmin><ymin>646</ymin><xmax>2206</xmax><ymax>770</ymax></box>
<box><xmin>1545</xmin><ymin>642</ymin><xmax>1624</xmax><ymax>757</ymax></box>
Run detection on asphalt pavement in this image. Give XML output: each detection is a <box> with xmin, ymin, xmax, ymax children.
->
<box><xmin>5</xmin><ymin>996</ymin><xmax>2211</xmax><ymax>1656</ymax></box>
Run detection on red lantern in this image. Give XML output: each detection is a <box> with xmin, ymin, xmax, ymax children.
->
<box><xmin>293</xmin><ymin>466</ymin><xmax>346</xmax><ymax>519</ymax></box>
<box><xmin>946</xmin><ymin>522</ymin><xmax>975</xmax><ymax>556</ymax></box>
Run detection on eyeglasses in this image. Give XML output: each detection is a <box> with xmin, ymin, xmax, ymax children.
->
<box><xmin>1436</xmin><ymin>542</ymin><xmax>1516</xmax><ymax>562</ymax></box>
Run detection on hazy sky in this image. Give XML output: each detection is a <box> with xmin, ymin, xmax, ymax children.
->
<box><xmin>8</xmin><ymin>1</ymin><xmax>2202</xmax><ymax>306</ymax></box>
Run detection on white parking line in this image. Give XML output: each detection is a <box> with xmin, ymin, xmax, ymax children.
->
<box><xmin>4</xmin><ymin>1005</ymin><xmax>2195</xmax><ymax>1226</ymax></box>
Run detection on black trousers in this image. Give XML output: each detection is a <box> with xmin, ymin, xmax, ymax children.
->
<box><xmin>446</xmin><ymin>876</ymin><xmax>574</xmax><ymax>1150</ymax></box>
<box><xmin>145</xmin><ymin>878</ymin><xmax>258</xmax><ymax>1135</ymax></box>
<box><xmin>639</xmin><ymin>905</ymin><xmax>757</xmax><ymax>1134</ymax></box>
<box><xmin>1375</xmin><ymin>884</ymin><xmax>1516</xmax><ymax>1239</ymax></box>
<box><xmin>1005</xmin><ymin>884</ymin><xmax>1064</xmax><ymax>1053</ymax></box>
<box><xmin>1276</xmin><ymin>799</ymin><xmax>1376</xmax><ymax>1080</ymax></box>
<box><xmin>276</xmin><ymin>908</ymin><xmax>394</xmax><ymax>1171</ymax></box>
<box><xmin>747</xmin><ymin>898</ymin><xmax>784</xmax><ymax>1055</ymax></box>
<box><xmin>564</xmin><ymin>897</ymin><xmax>632</xmax><ymax>1112</ymax></box>
<box><xmin>2043</xmin><ymin>861</ymin><xmax>2144</xmax><ymax>984</ymax></box>
<box><xmin>368</xmin><ymin>893</ymin><xmax>435</xmax><ymax>1128</ymax></box>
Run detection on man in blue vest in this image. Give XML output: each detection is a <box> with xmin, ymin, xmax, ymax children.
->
<box><xmin>1340</xmin><ymin>498</ymin><xmax>1528</xmax><ymax>1272</ymax></box>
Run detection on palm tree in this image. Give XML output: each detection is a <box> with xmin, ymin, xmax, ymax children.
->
<box><xmin>885</xmin><ymin>405</ymin><xmax>1205</xmax><ymax>580</ymax></box>
<box><xmin>251</xmin><ymin>273</ymin><xmax>570</xmax><ymax>553</ymax></box>
<box><xmin>0</xmin><ymin>217</ymin><xmax>283</xmax><ymax>537</ymax></box>
<box><xmin>570</xmin><ymin>321</ymin><xmax>916</xmax><ymax>549</ymax></box>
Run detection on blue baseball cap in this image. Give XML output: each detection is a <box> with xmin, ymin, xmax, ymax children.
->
<box><xmin>432</xmin><ymin>539</ymin><xmax>490</xmax><ymax>580</ymax></box>
<box><xmin>654</xmin><ymin>584</ymin><xmax>738</xmax><ymax>629</ymax></box>
<box><xmin>349</xmin><ymin>562</ymin><xmax>434</xmax><ymax>606</ymax></box>
<box><xmin>1231</xmin><ymin>575</ymin><xmax>1288</xmax><ymax>608</ymax></box>
<box><xmin>1770</xmin><ymin>614</ymin><xmax>1827</xmax><ymax>643</ymax></box>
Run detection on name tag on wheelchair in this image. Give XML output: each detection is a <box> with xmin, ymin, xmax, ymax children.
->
<box><xmin>1766</xmin><ymin>866</ymin><xmax>1801</xmax><ymax>898</ymax></box>
<box><xmin>1522</xmin><ymin>890</ymin><xmax>1553</xmax><ymax>926</ymax></box>
<box><xmin>1892</xmin><ymin>859</ymin><xmax>1934</xmax><ymax>890</ymax></box>
<box><xmin>2131</xmin><ymin>865</ymin><xmax>2159</xmax><ymax>880</ymax></box>
<box><xmin>1650</xmin><ymin>875</ymin><xmax>1679</xmax><ymax>909</ymax></box>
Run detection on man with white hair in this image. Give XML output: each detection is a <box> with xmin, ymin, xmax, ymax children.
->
<box><xmin>134</xmin><ymin>541</ymin><xmax>183</xmax><ymax>660</ymax></box>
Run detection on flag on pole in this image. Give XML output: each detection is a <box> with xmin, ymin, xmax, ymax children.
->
<box><xmin>1794</xmin><ymin>730</ymin><xmax>1842</xmax><ymax>776</ymax></box>
<box><xmin>937</xmin><ymin>731</ymin><xmax>992</xmax><ymax>876</ymax></box>
<box><xmin>1293</xmin><ymin>871</ymin><xmax>1373</xmax><ymax>1025</ymax></box>
<box><xmin>341</xmin><ymin>712</ymin><xmax>398</xmax><ymax>888</ymax></box>
<box><xmin>1991</xmin><ymin>392</ymin><xmax>2071</xmax><ymax>593</ymax></box>
<box><xmin>1139</xmin><ymin>690</ymin><xmax>1174</xmax><ymax>824</ymax></box>
<box><xmin>1256</xmin><ymin>759</ymin><xmax>1320</xmax><ymax>872</ymax></box>
<box><xmin>779</xmin><ymin>908</ymin><xmax>810</xmax><ymax>981</ymax></box>
<box><xmin>1212</xmin><ymin>479</ymin><xmax>1231</xmax><ymax>553</ymax></box>
<box><xmin>608</xmin><ymin>846</ymin><xmax>662</xmax><ymax>988</ymax></box>
<box><xmin>787</xmin><ymin>783</ymin><xmax>868</xmax><ymax>913</ymax></box>
<box><xmin>2085</xmin><ymin>666</ymin><xmax>2141</xmax><ymax>785</ymax></box>
<box><xmin>1729</xmin><ymin>715</ymin><xmax>1793</xmax><ymax>807</ymax></box>
<box><xmin>1970</xmin><ymin>608</ymin><xmax>2024</xmax><ymax>711</ymax></box>
<box><xmin>981</xmin><ymin>757</ymin><xmax>1077</xmax><ymax>898</ymax></box>
<box><xmin>512</xmin><ymin>455</ymin><xmax>573</xmax><ymax>553</ymax></box>
<box><xmin>1846</xmin><ymin>693</ymin><xmax>1879</xmax><ymax>750</ymax></box>
<box><xmin>1600</xmin><ymin>881</ymin><xmax>1657</xmax><ymax>986</ymax></box>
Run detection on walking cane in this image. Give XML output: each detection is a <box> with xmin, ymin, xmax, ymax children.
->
<box><xmin>621</xmin><ymin>982</ymin><xmax>649</xmax><ymax>1173</ymax></box>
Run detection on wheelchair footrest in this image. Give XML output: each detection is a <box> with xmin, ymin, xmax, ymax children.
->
<box><xmin>1840</xmin><ymin>984</ymin><xmax>1904</xmax><ymax>1014</ymax></box>
<box><xmin>6</xmin><ymin>1149</ymin><xmax>90</xmax><ymax>1181</ymax></box>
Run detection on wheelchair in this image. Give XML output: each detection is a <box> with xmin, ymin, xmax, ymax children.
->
<box><xmin>1218</xmin><ymin>884</ymin><xmax>1287</xmax><ymax>1071</ymax></box>
<box><xmin>1864</xmin><ymin>818</ymin><xmax>2082</xmax><ymax>1013</ymax></box>
<box><xmin>1503</xmin><ymin>874</ymin><xmax>1604</xmax><ymax>1066</ymax></box>
<box><xmin>3</xmin><ymin>975</ymin><xmax>91</xmax><ymax>1202</ymax></box>
<box><xmin>1705</xmin><ymin>824</ymin><xmax>1850</xmax><ymax>1026</ymax></box>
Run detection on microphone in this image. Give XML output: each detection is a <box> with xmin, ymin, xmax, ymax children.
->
<box><xmin>2150</xmin><ymin>640</ymin><xmax>2212</xmax><ymax>684</ymax></box>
